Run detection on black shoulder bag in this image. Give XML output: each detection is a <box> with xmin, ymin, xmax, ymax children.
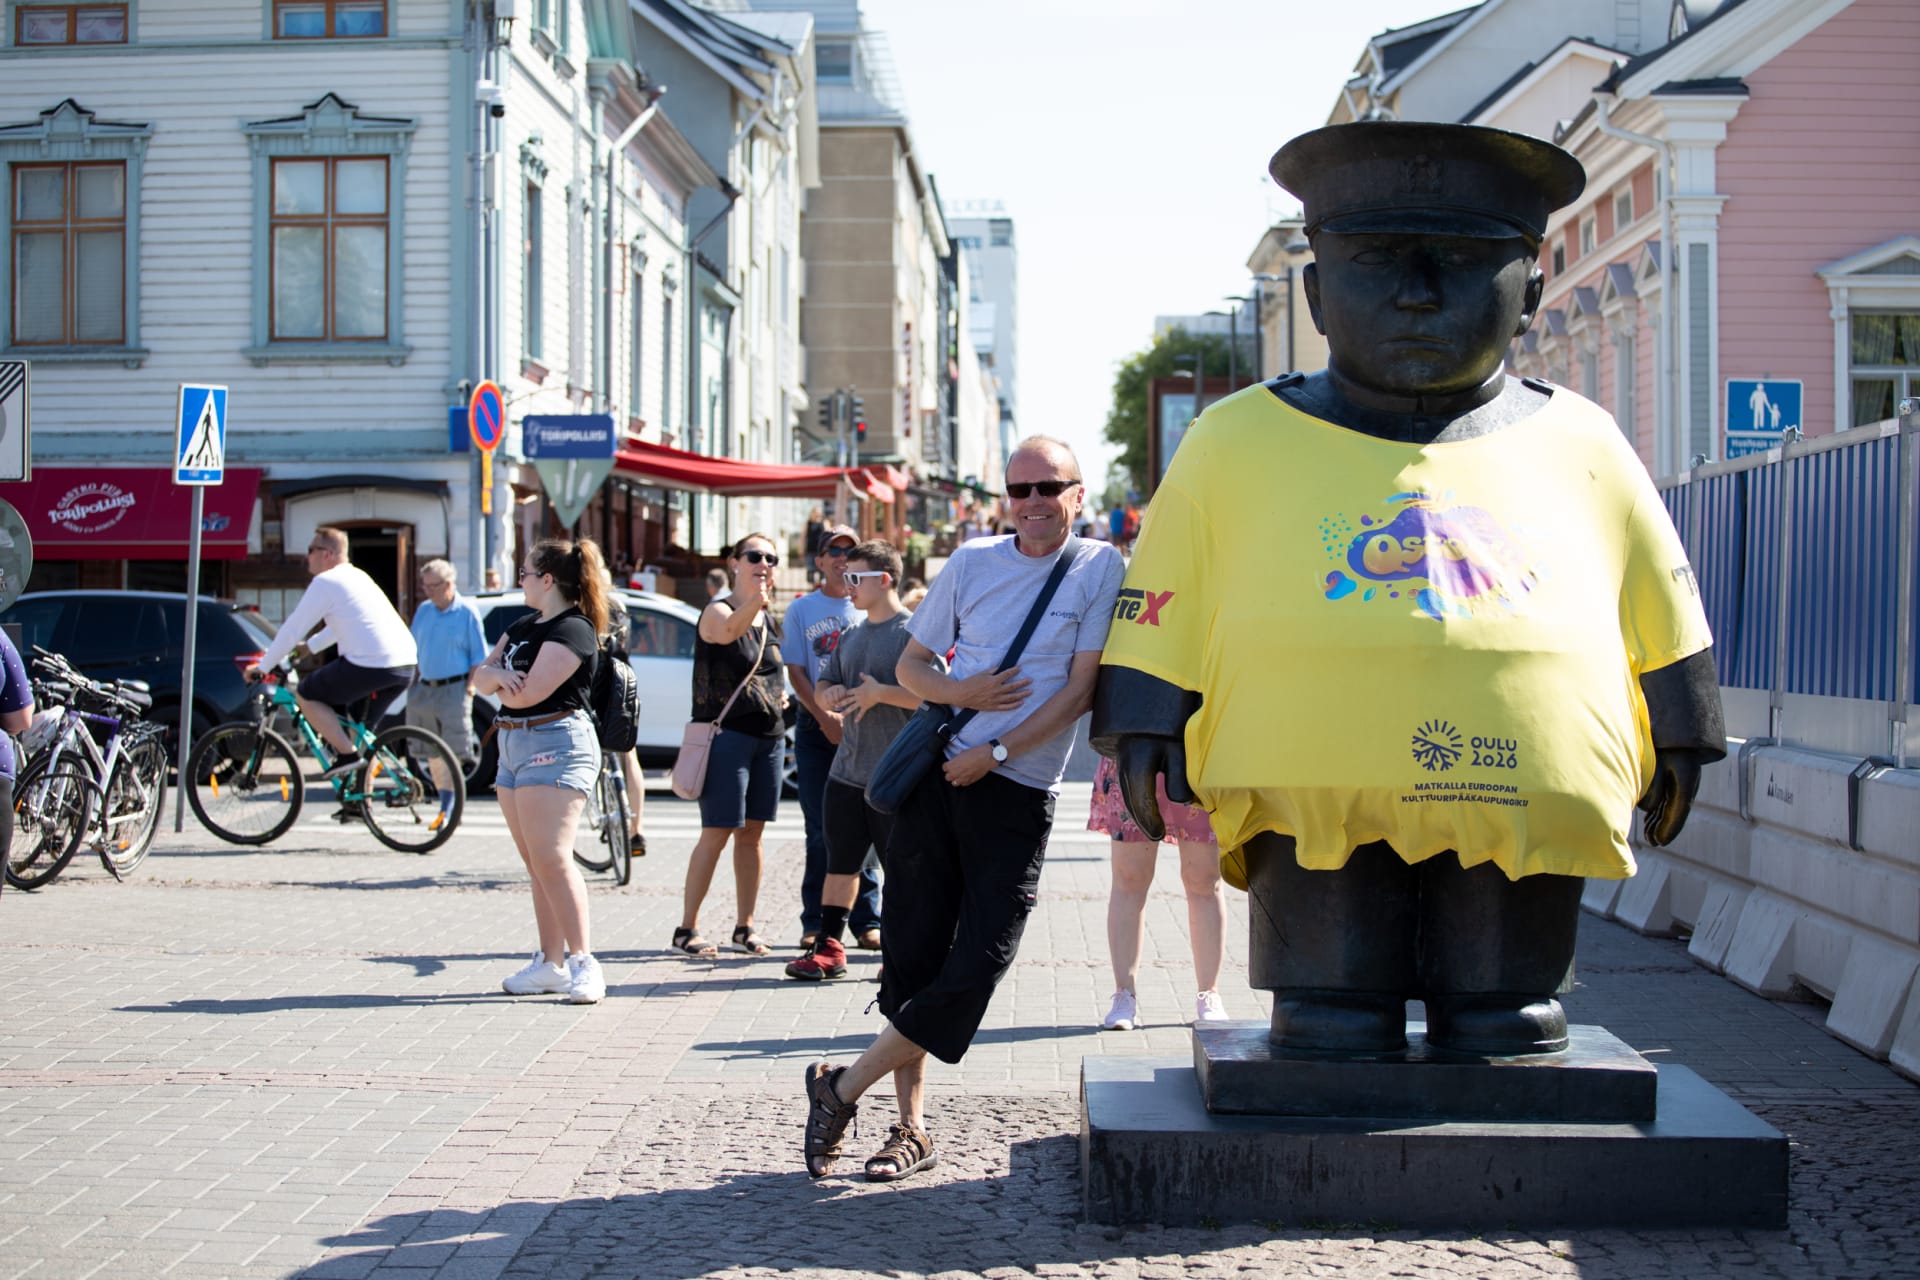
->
<box><xmin>865</xmin><ymin>539</ymin><xmax>1079</xmax><ymax>815</ymax></box>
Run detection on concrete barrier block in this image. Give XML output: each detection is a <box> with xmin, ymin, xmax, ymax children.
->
<box><xmin>1792</xmin><ymin>914</ymin><xmax>1856</xmax><ymax>1001</ymax></box>
<box><xmin>1749</xmin><ymin>827</ymin><xmax>1920</xmax><ymax>943</ymax></box>
<box><xmin>1656</xmin><ymin>807</ymin><xmax>1753</xmax><ymax>882</ymax></box>
<box><xmin>1687</xmin><ymin>882</ymin><xmax>1750</xmax><ymax>973</ymax></box>
<box><xmin>1612</xmin><ymin>855</ymin><xmax>1675</xmax><ymax>935</ymax></box>
<box><xmin>1667</xmin><ymin>862</ymin><xmax>1710</xmax><ymax>930</ymax></box>
<box><xmin>1825</xmin><ymin>939</ymin><xmax>1918</xmax><ymax>1059</ymax></box>
<box><xmin>1746</xmin><ymin>749</ymin><xmax>1853</xmax><ymax>845</ymax></box>
<box><xmin>1697</xmin><ymin>741</ymin><xmax>1742</xmax><ymax>811</ymax></box>
<box><xmin>1858</xmin><ymin>767</ymin><xmax>1920</xmax><ymax>874</ymax></box>
<box><xmin>1722</xmin><ymin>892</ymin><xmax>1798</xmax><ymax>996</ymax></box>
<box><xmin>1890</xmin><ymin>983</ymin><xmax>1920</xmax><ymax>1083</ymax></box>
<box><xmin>1581</xmin><ymin>877</ymin><xmax>1623</xmax><ymax>918</ymax></box>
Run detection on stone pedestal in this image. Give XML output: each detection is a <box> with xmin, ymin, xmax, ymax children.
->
<box><xmin>1081</xmin><ymin>1023</ymin><xmax>1787</xmax><ymax>1228</ymax></box>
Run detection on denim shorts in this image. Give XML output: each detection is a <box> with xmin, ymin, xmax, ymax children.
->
<box><xmin>495</xmin><ymin>711</ymin><xmax>599</xmax><ymax>794</ymax></box>
<box><xmin>697</xmin><ymin>727</ymin><xmax>782</xmax><ymax>830</ymax></box>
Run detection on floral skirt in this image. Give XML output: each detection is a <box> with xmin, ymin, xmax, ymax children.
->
<box><xmin>1087</xmin><ymin>753</ymin><xmax>1216</xmax><ymax>846</ymax></box>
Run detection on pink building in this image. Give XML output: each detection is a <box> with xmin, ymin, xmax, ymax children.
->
<box><xmin>1331</xmin><ymin>0</ymin><xmax>1920</xmax><ymax>479</ymax></box>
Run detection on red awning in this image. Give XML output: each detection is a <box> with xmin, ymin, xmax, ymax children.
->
<box><xmin>614</xmin><ymin>438</ymin><xmax>879</xmax><ymax>500</ymax></box>
<box><xmin>2</xmin><ymin>467</ymin><xmax>262</xmax><ymax>561</ymax></box>
<box><xmin>855</xmin><ymin>469</ymin><xmax>896</xmax><ymax>504</ymax></box>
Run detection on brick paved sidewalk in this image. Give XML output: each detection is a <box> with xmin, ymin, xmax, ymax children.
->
<box><xmin>1</xmin><ymin>780</ymin><xmax>1915</xmax><ymax>1280</ymax></box>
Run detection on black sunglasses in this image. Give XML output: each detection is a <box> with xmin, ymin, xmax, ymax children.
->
<box><xmin>823</xmin><ymin>544</ymin><xmax>853</xmax><ymax>557</ymax></box>
<box><xmin>1005</xmin><ymin>480</ymin><xmax>1080</xmax><ymax>499</ymax></box>
<box><xmin>737</xmin><ymin>550</ymin><xmax>779</xmax><ymax>566</ymax></box>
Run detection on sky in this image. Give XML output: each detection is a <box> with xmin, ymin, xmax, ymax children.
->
<box><xmin>856</xmin><ymin>0</ymin><xmax>1455</xmax><ymax>490</ymax></box>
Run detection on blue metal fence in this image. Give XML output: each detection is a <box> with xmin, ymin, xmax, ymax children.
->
<box><xmin>1657</xmin><ymin>411</ymin><xmax>1917</xmax><ymax>760</ymax></box>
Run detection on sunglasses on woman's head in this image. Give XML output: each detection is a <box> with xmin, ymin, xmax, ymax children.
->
<box><xmin>1005</xmin><ymin>480</ymin><xmax>1080</xmax><ymax>499</ymax></box>
<box><xmin>738</xmin><ymin>550</ymin><xmax>779</xmax><ymax>566</ymax></box>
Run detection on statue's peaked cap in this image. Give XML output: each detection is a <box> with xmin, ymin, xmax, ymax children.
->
<box><xmin>1269</xmin><ymin>121</ymin><xmax>1585</xmax><ymax>245</ymax></box>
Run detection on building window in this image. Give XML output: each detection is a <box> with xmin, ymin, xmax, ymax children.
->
<box><xmin>10</xmin><ymin>161</ymin><xmax>124</xmax><ymax>345</ymax></box>
<box><xmin>1581</xmin><ymin>347</ymin><xmax>1599</xmax><ymax>400</ymax></box>
<box><xmin>15</xmin><ymin>4</ymin><xmax>127</xmax><ymax>43</ymax></box>
<box><xmin>1550</xmin><ymin>241</ymin><xmax>1566</xmax><ymax>276</ymax></box>
<box><xmin>660</xmin><ymin>291</ymin><xmax>673</xmax><ymax>429</ymax></box>
<box><xmin>628</xmin><ymin>269</ymin><xmax>644</xmax><ymax>423</ymax></box>
<box><xmin>242</xmin><ymin>95</ymin><xmax>413</xmax><ymax>364</ymax></box>
<box><xmin>523</xmin><ymin>182</ymin><xmax>542</xmax><ymax>359</ymax></box>
<box><xmin>1580</xmin><ymin>214</ymin><xmax>1597</xmax><ymax>257</ymax></box>
<box><xmin>268</xmin><ymin>157</ymin><xmax>387</xmax><ymax>341</ymax></box>
<box><xmin>815</xmin><ymin>40</ymin><xmax>852</xmax><ymax>83</ymax></box>
<box><xmin>273</xmin><ymin>0</ymin><xmax>384</xmax><ymax>37</ymax></box>
<box><xmin>1614</xmin><ymin>187</ymin><xmax>1634</xmax><ymax>230</ymax></box>
<box><xmin>1848</xmin><ymin>311</ymin><xmax>1920</xmax><ymax>428</ymax></box>
<box><xmin>1614</xmin><ymin>329</ymin><xmax>1637</xmax><ymax>443</ymax></box>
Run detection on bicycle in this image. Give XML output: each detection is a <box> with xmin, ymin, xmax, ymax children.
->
<box><xmin>5</xmin><ymin>648</ymin><xmax>169</xmax><ymax>890</ymax></box>
<box><xmin>570</xmin><ymin>750</ymin><xmax>633</xmax><ymax>886</ymax></box>
<box><xmin>185</xmin><ymin>667</ymin><xmax>464</xmax><ymax>854</ymax></box>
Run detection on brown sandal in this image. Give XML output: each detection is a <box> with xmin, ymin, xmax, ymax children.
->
<box><xmin>803</xmin><ymin>1063</ymin><xmax>858</xmax><ymax>1179</ymax></box>
<box><xmin>864</xmin><ymin>1121</ymin><xmax>938</xmax><ymax>1182</ymax></box>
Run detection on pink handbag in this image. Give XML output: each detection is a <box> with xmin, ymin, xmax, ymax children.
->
<box><xmin>670</xmin><ymin>623</ymin><xmax>769</xmax><ymax>800</ymax></box>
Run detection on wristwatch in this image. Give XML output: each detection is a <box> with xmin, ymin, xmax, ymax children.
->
<box><xmin>989</xmin><ymin>739</ymin><xmax>1009</xmax><ymax>764</ymax></box>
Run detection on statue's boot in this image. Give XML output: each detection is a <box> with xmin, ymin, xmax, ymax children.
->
<box><xmin>1246</xmin><ymin>837</ymin><xmax>1416</xmax><ymax>1055</ymax></box>
<box><xmin>1417</xmin><ymin>853</ymin><xmax>1583</xmax><ymax>1055</ymax></box>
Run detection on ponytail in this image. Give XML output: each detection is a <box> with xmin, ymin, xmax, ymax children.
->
<box><xmin>529</xmin><ymin>536</ymin><xmax>611</xmax><ymax>637</ymax></box>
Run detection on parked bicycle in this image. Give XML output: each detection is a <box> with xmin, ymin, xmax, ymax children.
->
<box><xmin>4</xmin><ymin>647</ymin><xmax>169</xmax><ymax>890</ymax></box>
<box><xmin>186</xmin><ymin>667</ymin><xmax>464</xmax><ymax>854</ymax></box>
<box><xmin>570</xmin><ymin>750</ymin><xmax>634</xmax><ymax>886</ymax></box>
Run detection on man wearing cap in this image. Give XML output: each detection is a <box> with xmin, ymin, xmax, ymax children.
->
<box><xmin>1093</xmin><ymin>121</ymin><xmax>1725</xmax><ymax>1058</ymax></box>
<box><xmin>783</xmin><ymin>524</ymin><xmax>884</xmax><ymax>951</ymax></box>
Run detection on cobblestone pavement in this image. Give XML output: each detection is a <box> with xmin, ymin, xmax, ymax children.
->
<box><xmin>2</xmin><ymin>771</ymin><xmax>1916</xmax><ymax>1279</ymax></box>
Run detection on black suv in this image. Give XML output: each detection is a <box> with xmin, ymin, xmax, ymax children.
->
<box><xmin>0</xmin><ymin>591</ymin><xmax>278</xmax><ymax>753</ymax></box>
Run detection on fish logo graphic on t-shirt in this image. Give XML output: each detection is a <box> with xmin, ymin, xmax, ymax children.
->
<box><xmin>1319</xmin><ymin>491</ymin><xmax>1537</xmax><ymax>620</ymax></box>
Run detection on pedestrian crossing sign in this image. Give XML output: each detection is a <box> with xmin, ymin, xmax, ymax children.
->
<box><xmin>175</xmin><ymin>384</ymin><xmax>227</xmax><ymax>485</ymax></box>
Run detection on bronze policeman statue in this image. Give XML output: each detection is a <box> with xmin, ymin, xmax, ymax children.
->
<box><xmin>1092</xmin><ymin>121</ymin><xmax>1726</xmax><ymax>1058</ymax></box>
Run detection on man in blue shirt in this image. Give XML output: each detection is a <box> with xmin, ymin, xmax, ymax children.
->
<box><xmin>407</xmin><ymin>558</ymin><xmax>488</xmax><ymax>768</ymax></box>
<box><xmin>781</xmin><ymin>523</ymin><xmax>882</xmax><ymax>949</ymax></box>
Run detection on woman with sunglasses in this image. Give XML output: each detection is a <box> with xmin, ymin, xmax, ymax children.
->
<box><xmin>476</xmin><ymin>538</ymin><xmax>611</xmax><ymax>1004</ymax></box>
<box><xmin>676</xmin><ymin>533</ymin><xmax>789</xmax><ymax>957</ymax></box>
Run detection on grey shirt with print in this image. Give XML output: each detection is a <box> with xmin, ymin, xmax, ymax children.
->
<box><xmin>819</xmin><ymin>612</ymin><xmax>934</xmax><ymax>787</ymax></box>
<box><xmin>906</xmin><ymin>536</ymin><xmax>1126</xmax><ymax>793</ymax></box>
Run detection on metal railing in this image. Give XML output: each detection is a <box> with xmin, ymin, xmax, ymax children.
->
<box><xmin>1658</xmin><ymin>401</ymin><xmax>1919</xmax><ymax>768</ymax></box>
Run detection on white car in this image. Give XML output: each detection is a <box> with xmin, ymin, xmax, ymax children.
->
<box><xmin>462</xmin><ymin>588</ymin><xmax>698</xmax><ymax>786</ymax></box>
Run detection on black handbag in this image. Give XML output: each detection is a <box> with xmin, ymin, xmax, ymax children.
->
<box><xmin>865</xmin><ymin>540</ymin><xmax>1079</xmax><ymax>815</ymax></box>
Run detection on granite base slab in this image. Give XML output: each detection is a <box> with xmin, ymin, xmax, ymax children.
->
<box><xmin>1196</xmin><ymin>1020</ymin><xmax>1658</xmax><ymax>1122</ymax></box>
<box><xmin>1082</xmin><ymin>1056</ymin><xmax>1787</xmax><ymax>1229</ymax></box>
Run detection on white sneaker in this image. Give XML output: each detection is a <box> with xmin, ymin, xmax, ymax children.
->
<box><xmin>1101</xmin><ymin>990</ymin><xmax>1139</xmax><ymax>1031</ymax></box>
<box><xmin>1195</xmin><ymin>990</ymin><xmax>1230</xmax><ymax>1024</ymax></box>
<box><xmin>502</xmin><ymin>952</ymin><xmax>569</xmax><ymax>995</ymax></box>
<box><xmin>567</xmin><ymin>953</ymin><xmax>606</xmax><ymax>1005</ymax></box>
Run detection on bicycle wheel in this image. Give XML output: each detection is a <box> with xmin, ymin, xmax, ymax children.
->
<box><xmin>6</xmin><ymin>757</ymin><xmax>98</xmax><ymax>890</ymax></box>
<box><xmin>187</xmin><ymin>724</ymin><xmax>304</xmax><ymax>845</ymax></box>
<box><xmin>359</xmin><ymin>725</ymin><xmax>463</xmax><ymax>854</ymax></box>
<box><xmin>606</xmin><ymin>766</ymin><xmax>633</xmax><ymax>887</ymax></box>
<box><xmin>101</xmin><ymin>733</ymin><xmax>169</xmax><ymax>875</ymax></box>
<box><xmin>571</xmin><ymin>759</ymin><xmax>616</xmax><ymax>874</ymax></box>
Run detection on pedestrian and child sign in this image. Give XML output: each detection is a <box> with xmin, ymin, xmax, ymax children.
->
<box><xmin>1725</xmin><ymin>378</ymin><xmax>1802</xmax><ymax>460</ymax></box>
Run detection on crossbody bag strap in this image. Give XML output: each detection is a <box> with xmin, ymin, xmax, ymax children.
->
<box><xmin>711</xmin><ymin>618</ymin><xmax>771</xmax><ymax>726</ymax></box>
<box><xmin>949</xmin><ymin>537</ymin><xmax>1079</xmax><ymax>738</ymax></box>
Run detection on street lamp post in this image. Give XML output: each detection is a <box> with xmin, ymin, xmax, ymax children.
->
<box><xmin>1254</xmin><ymin>234</ymin><xmax>1311</xmax><ymax>376</ymax></box>
<box><xmin>1225</xmin><ymin>295</ymin><xmax>1254</xmax><ymax>387</ymax></box>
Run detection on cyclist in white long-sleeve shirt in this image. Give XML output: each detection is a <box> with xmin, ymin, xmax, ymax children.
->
<box><xmin>246</xmin><ymin>526</ymin><xmax>417</xmax><ymax>778</ymax></box>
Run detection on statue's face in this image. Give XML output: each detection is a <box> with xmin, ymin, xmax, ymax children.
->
<box><xmin>1304</xmin><ymin>232</ymin><xmax>1544</xmax><ymax>398</ymax></box>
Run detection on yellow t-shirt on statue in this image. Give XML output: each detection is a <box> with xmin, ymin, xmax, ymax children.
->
<box><xmin>1101</xmin><ymin>383</ymin><xmax>1712</xmax><ymax>888</ymax></box>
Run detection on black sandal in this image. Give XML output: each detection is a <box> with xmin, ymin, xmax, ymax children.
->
<box><xmin>803</xmin><ymin>1063</ymin><xmax>858</xmax><ymax>1179</ymax></box>
<box><xmin>864</xmin><ymin>1121</ymin><xmax>938</xmax><ymax>1182</ymax></box>
<box><xmin>629</xmin><ymin>832</ymin><xmax>647</xmax><ymax>858</ymax></box>
<box><xmin>671</xmin><ymin>927</ymin><xmax>716</xmax><ymax>957</ymax></box>
<box><xmin>731</xmin><ymin>925</ymin><xmax>771</xmax><ymax>956</ymax></box>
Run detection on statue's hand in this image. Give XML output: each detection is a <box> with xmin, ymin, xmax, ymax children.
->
<box><xmin>1114</xmin><ymin>735</ymin><xmax>1192</xmax><ymax>842</ymax></box>
<box><xmin>1638</xmin><ymin>747</ymin><xmax>1706</xmax><ymax>847</ymax></box>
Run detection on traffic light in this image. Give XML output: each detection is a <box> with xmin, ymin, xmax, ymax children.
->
<box><xmin>850</xmin><ymin>392</ymin><xmax>866</xmax><ymax>445</ymax></box>
<box><xmin>817</xmin><ymin>395</ymin><xmax>834</xmax><ymax>436</ymax></box>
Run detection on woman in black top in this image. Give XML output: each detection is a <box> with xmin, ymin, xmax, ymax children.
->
<box><xmin>676</xmin><ymin>532</ymin><xmax>788</xmax><ymax>957</ymax></box>
<box><xmin>474</xmin><ymin>537</ymin><xmax>611</xmax><ymax>1004</ymax></box>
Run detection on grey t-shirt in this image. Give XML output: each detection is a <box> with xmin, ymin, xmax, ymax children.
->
<box><xmin>907</xmin><ymin>536</ymin><xmax>1126</xmax><ymax>793</ymax></box>
<box><xmin>819</xmin><ymin>612</ymin><xmax>928</xmax><ymax>786</ymax></box>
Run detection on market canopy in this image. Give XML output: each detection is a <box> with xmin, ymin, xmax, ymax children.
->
<box><xmin>613</xmin><ymin>438</ymin><xmax>894</xmax><ymax>503</ymax></box>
